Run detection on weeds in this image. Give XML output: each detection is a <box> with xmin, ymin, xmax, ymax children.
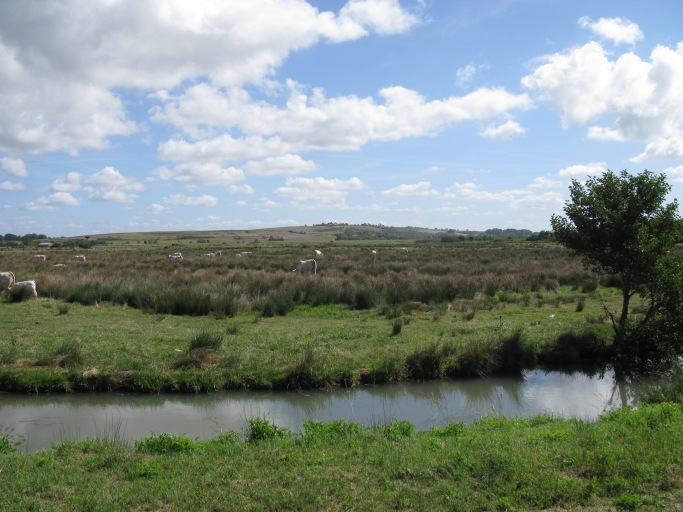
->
<box><xmin>57</xmin><ymin>303</ymin><xmax>70</xmax><ymax>315</ymax></box>
<box><xmin>134</xmin><ymin>433</ymin><xmax>197</xmax><ymax>454</ymax></box>
<box><xmin>188</xmin><ymin>330</ymin><xmax>223</xmax><ymax>352</ymax></box>
<box><xmin>246</xmin><ymin>417</ymin><xmax>290</xmax><ymax>442</ymax></box>
<box><xmin>391</xmin><ymin>319</ymin><xmax>402</xmax><ymax>336</ymax></box>
<box><xmin>8</xmin><ymin>285</ymin><xmax>34</xmax><ymax>303</ymax></box>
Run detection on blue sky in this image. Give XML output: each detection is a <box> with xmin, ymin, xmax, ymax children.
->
<box><xmin>1</xmin><ymin>0</ymin><xmax>683</xmax><ymax>237</ymax></box>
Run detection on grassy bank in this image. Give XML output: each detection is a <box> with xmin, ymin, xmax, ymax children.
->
<box><xmin>0</xmin><ymin>286</ymin><xmax>619</xmax><ymax>392</ymax></box>
<box><xmin>2</xmin><ymin>403</ymin><xmax>682</xmax><ymax>510</ymax></box>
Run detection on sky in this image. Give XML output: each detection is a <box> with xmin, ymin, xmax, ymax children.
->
<box><xmin>2</xmin><ymin>0</ymin><xmax>683</xmax><ymax>237</ymax></box>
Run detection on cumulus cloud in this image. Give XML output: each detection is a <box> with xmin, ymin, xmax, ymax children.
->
<box><xmin>21</xmin><ymin>192</ymin><xmax>79</xmax><ymax>212</ymax></box>
<box><xmin>229</xmin><ymin>184</ymin><xmax>255</xmax><ymax>194</ymax></box>
<box><xmin>155</xmin><ymin>82</ymin><xmax>533</xmax><ymax>162</ymax></box>
<box><xmin>234</xmin><ymin>200</ymin><xmax>247</xmax><ymax>206</ymax></box>
<box><xmin>523</xmin><ymin>40</ymin><xmax>683</xmax><ymax>161</ymax></box>
<box><xmin>456</xmin><ymin>63</ymin><xmax>489</xmax><ymax>87</ymax></box>
<box><xmin>244</xmin><ymin>154</ymin><xmax>317</xmax><ymax>176</ymax></box>
<box><xmin>46</xmin><ymin>172</ymin><xmax>82</xmax><ymax>192</ymax></box>
<box><xmin>85</xmin><ymin>167</ymin><xmax>144</xmax><ymax>203</ymax></box>
<box><xmin>163</xmin><ymin>194</ymin><xmax>217</xmax><ymax>207</ymax></box>
<box><xmin>479</xmin><ymin>120</ymin><xmax>526</xmax><ymax>140</ymax></box>
<box><xmin>153</xmin><ymin>162</ymin><xmax>245</xmax><ymax>188</ymax></box>
<box><xmin>274</xmin><ymin>176</ymin><xmax>366</xmax><ymax>209</ymax></box>
<box><xmin>253</xmin><ymin>196</ymin><xmax>282</xmax><ymax>211</ymax></box>
<box><xmin>381</xmin><ymin>181</ymin><xmax>437</xmax><ymax>197</ymax></box>
<box><xmin>0</xmin><ymin>181</ymin><xmax>25</xmax><ymax>191</ymax></box>
<box><xmin>558</xmin><ymin>162</ymin><xmax>607</xmax><ymax>177</ymax></box>
<box><xmin>663</xmin><ymin>164</ymin><xmax>683</xmax><ymax>183</ymax></box>
<box><xmin>146</xmin><ymin>204</ymin><xmax>171</xmax><ymax>214</ymax></box>
<box><xmin>0</xmin><ymin>0</ymin><xmax>417</xmax><ymax>155</ymax></box>
<box><xmin>528</xmin><ymin>177</ymin><xmax>565</xmax><ymax>188</ymax></box>
<box><xmin>442</xmin><ymin>182</ymin><xmax>564</xmax><ymax>210</ymax></box>
<box><xmin>578</xmin><ymin>16</ymin><xmax>644</xmax><ymax>45</ymax></box>
<box><xmin>1</xmin><ymin>157</ymin><xmax>29</xmax><ymax>176</ymax></box>
<box><xmin>431</xmin><ymin>204</ymin><xmax>467</xmax><ymax>214</ymax></box>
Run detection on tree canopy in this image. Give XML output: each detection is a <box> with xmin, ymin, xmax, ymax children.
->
<box><xmin>551</xmin><ymin>170</ymin><xmax>681</xmax><ymax>341</ymax></box>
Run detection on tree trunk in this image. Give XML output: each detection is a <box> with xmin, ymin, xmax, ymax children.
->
<box><xmin>619</xmin><ymin>281</ymin><xmax>631</xmax><ymax>331</ymax></box>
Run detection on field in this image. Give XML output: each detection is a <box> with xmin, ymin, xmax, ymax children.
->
<box><xmin>0</xmin><ymin>232</ymin><xmax>634</xmax><ymax>392</ymax></box>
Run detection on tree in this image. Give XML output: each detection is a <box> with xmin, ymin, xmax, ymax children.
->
<box><xmin>551</xmin><ymin>170</ymin><xmax>681</xmax><ymax>337</ymax></box>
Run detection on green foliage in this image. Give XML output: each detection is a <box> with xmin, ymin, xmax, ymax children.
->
<box><xmin>134</xmin><ymin>433</ymin><xmax>197</xmax><ymax>454</ymax></box>
<box><xmin>302</xmin><ymin>419</ymin><xmax>364</xmax><ymax>438</ymax></box>
<box><xmin>57</xmin><ymin>303</ymin><xmax>70</xmax><ymax>315</ymax></box>
<box><xmin>246</xmin><ymin>417</ymin><xmax>290</xmax><ymax>442</ymax></box>
<box><xmin>552</xmin><ymin>170</ymin><xmax>680</xmax><ymax>334</ymax></box>
<box><xmin>7</xmin><ymin>285</ymin><xmax>34</xmax><ymax>303</ymax></box>
<box><xmin>188</xmin><ymin>330</ymin><xmax>223</xmax><ymax>352</ymax></box>
<box><xmin>381</xmin><ymin>420</ymin><xmax>414</xmax><ymax>440</ymax></box>
<box><xmin>391</xmin><ymin>318</ymin><xmax>402</xmax><ymax>336</ymax></box>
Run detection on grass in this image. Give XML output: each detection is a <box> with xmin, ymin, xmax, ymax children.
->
<box><xmin>1</xmin><ymin>403</ymin><xmax>682</xmax><ymax>510</ymax></box>
<box><xmin>0</xmin><ymin>285</ymin><xmax>624</xmax><ymax>392</ymax></box>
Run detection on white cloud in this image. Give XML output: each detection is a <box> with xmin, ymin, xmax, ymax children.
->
<box><xmin>431</xmin><ymin>205</ymin><xmax>468</xmax><ymax>214</ymax></box>
<box><xmin>0</xmin><ymin>0</ymin><xmax>418</xmax><ymax>155</ymax></box>
<box><xmin>381</xmin><ymin>181</ymin><xmax>437</xmax><ymax>197</ymax></box>
<box><xmin>663</xmin><ymin>164</ymin><xmax>683</xmax><ymax>183</ymax></box>
<box><xmin>578</xmin><ymin>16</ymin><xmax>644</xmax><ymax>45</ymax></box>
<box><xmin>397</xmin><ymin>207</ymin><xmax>422</xmax><ymax>213</ymax></box>
<box><xmin>558</xmin><ymin>162</ymin><xmax>607</xmax><ymax>177</ymax></box>
<box><xmin>275</xmin><ymin>219</ymin><xmax>298</xmax><ymax>226</ymax></box>
<box><xmin>479</xmin><ymin>120</ymin><xmax>526</xmax><ymax>140</ymax></box>
<box><xmin>155</xmin><ymin>82</ymin><xmax>533</xmax><ymax>162</ymax></box>
<box><xmin>254</xmin><ymin>196</ymin><xmax>282</xmax><ymax>211</ymax></box>
<box><xmin>528</xmin><ymin>177</ymin><xmax>565</xmax><ymax>188</ymax></box>
<box><xmin>1</xmin><ymin>157</ymin><xmax>29</xmax><ymax>177</ymax></box>
<box><xmin>523</xmin><ymin>41</ymin><xmax>683</xmax><ymax>161</ymax></box>
<box><xmin>146</xmin><ymin>204</ymin><xmax>171</xmax><ymax>214</ymax></box>
<box><xmin>443</xmin><ymin>182</ymin><xmax>564</xmax><ymax>210</ymax></box>
<box><xmin>229</xmin><ymin>184</ymin><xmax>256</xmax><ymax>194</ymax></box>
<box><xmin>425</xmin><ymin>166</ymin><xmax>443</xmax><ymax>173</ymax></box>
<box><xmin>456</xmin><ymin>63</ymin><xmax>489</xmax><ymax>87</ymax></box>
<box><xmin>0</xmin><ymin>181</ymin><xmax>25</xmax><ymax>191</ymax></box>
<box><xmin>234</xmin><ymin>200</ymin><xmax>247</xmax><ymax>206</ymax></box>
<box><xmin>244</xmin><ymin>154</ymin><xmax>317</xmax><ymax>176</ymax></box>
<box><xmin>86</xmin><ymin>166</ymin><xmax>144</xmax><ymax>203</ymax></box>
<box><xmin>274</xmin><ymin>176</ymin><xmax>366</xmax><ymax>209</ymax></box>
<box><xmin>46</xmin><ymin>172</ymin><xmax>82</xmax><ymax>192</ymax></box>
<box><xmin>20</xmin><ymin>192</ymin><xmax>79</xmax><ymax>212</ymax></box>
<box><xmin>153</xmin><ymin>162</ymin><xmax>245</xmax><ymax>188</ymax></box>
<box><xmin>509</xmin><ymin>191</ymin><xmax>564</xmax><ymax>210</ymax></box>
<box><xmin>163</xmin><ymin>194</ymin><xmax>217</xmax><ymax>207</ymax></box>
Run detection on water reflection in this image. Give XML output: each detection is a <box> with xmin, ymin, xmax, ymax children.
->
<box><xmin>0</xmin><ymin>366</ymin><xmax>632</xmax><ymax>452</ymax></box>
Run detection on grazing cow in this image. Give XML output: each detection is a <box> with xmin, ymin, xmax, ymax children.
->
<box><xmin>371</xmin><ymin>250</ymin><xmax>377</xmax><ymax>254</ymax></box>
<box><xmin>215</xmin><ymin>251</ymin><xmax>222</xmax><ymax>256</ymax></box>
<box><xmin>204</xmin><ymin>253</ymin><xmax>216</xmax><ymax>258</ymax></box>
<box><xmin>13</xmin><ymin>280</ymin><xmax>37</xmax><ymax>297</ymax></box>
<box><xmin>73</xmin><ymin>255</ymin><xmax>86</xmax><ymax>262</ymax></box>
<box><xmin>401</xmin><ymin>247</ymin><xmax>408</xmax><ymax>253</ymax></box>
<box><xmin>238</xmin><ymin>251</ymin><xmax>252</xmax><ymax>257</ymax></box>
<box><xmin>172</xmin><ymin>252</ymin><xmax>182</xmax><ymax>257</ymax></box>
<box><xmin>0</xmin><ymin>271</ymin><xmax>15</xmax><ymax>292</ymax></box>
<box><xmin>30</xmin><ymin>255</ymin><xmax>46</xmax><ymax>261</ymax></box>
<box><xmin>168</xmin><ymin>254</ymin><xmax>183</xmax><ymax>260</ymax></box>
<box><xmin>295</xmin><ymin>259</ymin><xmax>317</xmax><ymax>274</ymax></box>
<box><xmin>53</xmin><ymin>264</ymin><xmax>66</xmax><ymax>267</ymax></box>
<box><xmin>314</xmin><ymin>250</ymin><xmax>323</xmax><ymax>257</ymax></box>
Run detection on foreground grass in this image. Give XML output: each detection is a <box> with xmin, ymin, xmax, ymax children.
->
<box><xmin>1</xmin><ymin>403</ymin><xmax>682</xmax><ymax>510</ymax></box>
<box><xmin>0</xmin><ymin>287</ymin><xmax>619</xmax><ymax>392</ymax></box>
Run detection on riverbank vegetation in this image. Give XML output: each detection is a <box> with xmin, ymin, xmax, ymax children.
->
<box><xmin>1</xmin><ymin>402</ymin><xmax>682</xmax><ymax>510</ymax></box>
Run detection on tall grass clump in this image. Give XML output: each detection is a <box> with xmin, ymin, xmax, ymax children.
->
<box><xmin>246</xmin><ymin>417</ymin><xmax>290</xmax><ymax>442</ymax></box>
<box><xmin>405</xmin><ymin>340</ymin><xmax>457</xmax><ymax>379</ymax></box>
<box><xmin>7</xmin><ymin>285</ymin><xmax>34</xmax><ymax>303</ymax></box>
<box><xmin>496</xmin><ymin>328</ymin><xmax>532</xmax><ymax>371</ymax></box>
<box><xmin>541</xmin><ymin>330</ymin><xmax>608</xmax><ymax>364</ymax></box>
<box><xmin>391</xmin><ymin>318</ymin><xmax>402</xmax><ymax>336</ymax></box>
<box><xmin>134</xmin><ymin>433</ymin><xmax>197</xmax><ymax>454</ymax></box>
<box><xmin>188</xmin><ymin>330</ymin><xmax>223</xmax><ymax>352</ymax></box>
<box><xmin>57</xmin><ymin>303</ymin><xmax>70</xmax><ymax>315</ymax></box>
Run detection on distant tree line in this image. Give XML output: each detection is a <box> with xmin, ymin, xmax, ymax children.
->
<box><xmin>0</xmin><ymin>233</ymin><xmax>48</xmax><ymax>244</ymax></box>
<box><xmin>485</xmin><ymin>228</ymin><xmax>533</xmax><ymax>238</ymax></box>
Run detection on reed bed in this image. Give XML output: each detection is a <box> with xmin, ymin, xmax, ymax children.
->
<box><xmin>1</xmin><ymin>241</ymin><xmax>600</xmax><ymax>316</ymax></box>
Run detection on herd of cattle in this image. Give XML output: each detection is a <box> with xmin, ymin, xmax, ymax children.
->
<box><xmin>1</xmin><ymin>246</ymin><xmax>404</xmax><ymax>298</ymax></box>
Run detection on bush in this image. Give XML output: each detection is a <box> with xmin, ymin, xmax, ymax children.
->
<box><xmin>246</xmin><ymin>417</ymin><xmax>290</xmax><ymax>442</ymax></box>
<box><xmin>134</xmin><ymin>433</ymin><xmax>197</xmax><ymax>454</ymax></box>
<box><xmin>391</xmin><ymin>319</ymin><xmax>402</xmax><ymax>336</ymax></box>
<box><xmin>57</xmin><ymin>303</ymin><xmax>70</xmax><ymax>315</ymax></box>
<box><xmin>8</xmin><ymin>285</ymin><xmax>34</xmax><ymax>302</ymax></box>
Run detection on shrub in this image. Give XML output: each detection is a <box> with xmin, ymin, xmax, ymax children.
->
<box><xmin>246</xmin><ymin>417</ymin><xmax>290</xmax><ymax>442</ymax></box>
<box><xmin>303</xmin><ymin>419</ymin><xmax>364</xmax><ymax>438</ymax></box>
<box><xmin>575</xmin><ymin>297</ymin><xmax>585</xmax><ymax>312</ymax></box>
<box><xmin>57</xmin><ymin>303</ymin><xmax>70</xmax><ymax>315</ymax></box>
<box><xmin>8</xmin><ymin>285</ymin><xmax>34</xmax><ymax>303</ymax></box>
<box><xmin>134</xmin><ymin>433</ymin><xmax>197</xmax><ymax>454</ymax></box>
<box><xmin>391</xmin><ymin>319</ymin><xmax>402</xmax><ymax>336</ymax></box>
<box><xmin>405</xmin><ymin>340</ymin><xmax>457</xmax><ymax>379</ymax></box>
<box><xmin>382</xmin><ymin>420</ymin><xmax>414</xmax><ymax>440</ymax></box>
<box><xmin>188</xmin><ymin>330</ymin><xmax>223</xmax><ymax>352</ymax></box>
<box><xmin>225</xmin><ymin>324</ymin><xmax>239</xmax><ymax>335</ymax></box>
<box><xmin>496</xmin><ymin>329</ymin><xmax>532</xmax><ymax>371</ymax></box>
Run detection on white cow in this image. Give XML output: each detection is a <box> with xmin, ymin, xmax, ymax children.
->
<box><xmin>53</xmin><ymin>264</ymin><xmax>66</xmax><ymax>267</ymax></box>
<box><xmin>314</xmin><ymin>250</ymin><xmax>323</xmax><ymax>257</ymax></box>
<box><xmin>73</xmin><ymin>255</ymin><xmax>86</xmax><ymax>262</ymax></box>
<box><xmin>13</xmin><ymin>280</ymin><xmax>37</xmax><ymax>297</ymax></box>
<box><xmin>204</xmin><ymin>253</ymin><xmax>216</xmax><ymax>258</ymax></box>
<box><xmin>168</xmin><ymin>254</ymin><xmax>183</xmax><ymax>260</ymax></box>
<box><xmin>295</xmin><ymin>259</ymin><xmax>317</xmax><ymax>274</ymax></box>
<box><xmin>215</xmin><ymin>251</ymin><xmax>222</xmax><ymax>256</ymax></box>
<box><xmin>0</xmin><ymin>271</ymin><xmax>15</xmax><ymax>292</ymax></box>
<box><xmin>371</xmin><ymin>250</ymin><xmax>377</xmax><ymax>254</ymax></box>
<box><xmin>237</xmin><ymin>251</ymin><xmax>252</xmax><ymax>257</ymax></box>
<box><xmin>401</xmin><ymin>247</ymin><xmax>408</xmax><ymax>253</ymax></box>
<box><xmin>30</xmin><ymin>255</ymin><xmax>46</xmax><ymax>261</ymax></box>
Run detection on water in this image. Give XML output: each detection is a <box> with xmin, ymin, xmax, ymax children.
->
<box><xmin>0</xmin><ymin>367</ymin><xmax>633</xmax><ymax>452</ymax></box>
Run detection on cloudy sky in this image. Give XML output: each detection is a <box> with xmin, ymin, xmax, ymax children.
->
<box><xmin>1</xmin><ymin>0</ymin><xmax>683</xmax><ymax>236</ymax></box>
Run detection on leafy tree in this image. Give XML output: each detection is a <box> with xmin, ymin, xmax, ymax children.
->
<box><xmin>551</xmin><ymin>170</ymin><xmax>681</xmax><ymax>338</ymax></box>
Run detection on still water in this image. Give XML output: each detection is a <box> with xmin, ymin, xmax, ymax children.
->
<box><xmin>0</xmin><ymin>367</ymin><xmax>632</xmax><ymax>452</ymax></box>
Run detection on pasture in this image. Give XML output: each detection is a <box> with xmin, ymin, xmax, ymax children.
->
<box><xmin>0</xmin><ymin>237</ymin><xmax>629</xmax><ymax>392</ymax></box>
